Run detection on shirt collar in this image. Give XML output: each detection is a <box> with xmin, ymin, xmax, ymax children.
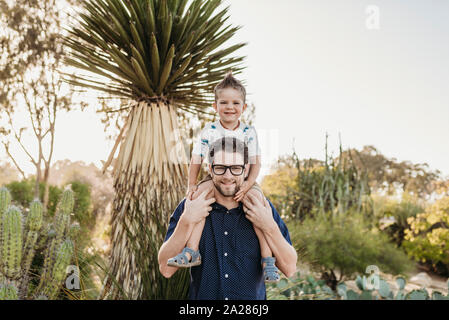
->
<box><xmin>212</xmin><ymin>201</ymin><xmax>244</xmax><ymax>214</ymax></box>
<box><xmin>217</xmin><ymin>120</ymin><xmax>242</xmax><ymax>132</ymax></box>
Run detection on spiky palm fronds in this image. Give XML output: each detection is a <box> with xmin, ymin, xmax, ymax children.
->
<box><xmin>64</xmin><ymin>0</ymin><xmax>246</xmax><ymax>299</ymax></box>
<box><xmin>64</xmin><ymin>0</ymin><xmax>246</xmax><ymax>111</ymax></box>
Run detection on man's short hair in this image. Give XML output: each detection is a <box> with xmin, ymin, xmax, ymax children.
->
<box><xmin>209</xmin><ymin>137</ymin><xmax>249</xmax><ymax>165</ymax></box>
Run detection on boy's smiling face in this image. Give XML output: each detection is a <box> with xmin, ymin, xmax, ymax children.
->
<box><xmin>213</xmin><ymin>87</ymin><xmax>247</xmax><ymax>128</ymax></box>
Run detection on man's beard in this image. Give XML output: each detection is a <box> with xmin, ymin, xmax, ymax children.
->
<box><xmin>213</xmin><ymin>178</ymin><xmax>241</xmax><ymax>197</ymax></box>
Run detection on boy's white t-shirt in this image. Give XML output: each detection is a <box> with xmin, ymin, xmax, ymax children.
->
<box><xmin>192</xmin><ymin>120</ymin><xmax>261</xmax><ymax>164</ymax></box>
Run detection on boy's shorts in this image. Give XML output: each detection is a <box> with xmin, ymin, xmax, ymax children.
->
<box><xmin>198</xmin><ymin>174</ymin><xmax>264</xmax><ymax>196</ymax></box>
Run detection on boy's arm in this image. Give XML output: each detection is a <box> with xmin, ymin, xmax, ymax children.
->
<box><xmin>245</xmin><ymin>155</ymin><xmax>262</xmax><ymax>185</ymax></box>
<box><xmin>187</xmin><ymin>154</ymin><xmax>203</xmax><ymax>197</ymax></box>
<box><xmin>234</xmin><ymin>155</ymin><xmax>261</xmax><ymax>201</ymax></box>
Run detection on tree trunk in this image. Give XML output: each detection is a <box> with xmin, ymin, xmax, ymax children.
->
<box><xmin>101</xmin><ymin>100</ymin><xmax>188</xmax><ymax>299</ymax></box>
<box><xmin>43</xmin><ymin>164</ymin><xmax>50</xmax><ymax>211</ymax></box>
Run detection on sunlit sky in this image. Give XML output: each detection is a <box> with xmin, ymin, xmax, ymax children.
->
<box><xmin>2</xmin><ymin>0</ymin><xmax>449</xmax><ymax>182</ymax></box>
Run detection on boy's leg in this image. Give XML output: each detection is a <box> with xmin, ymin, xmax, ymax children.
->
<box><xmin>168</xmin><ymin>219</ymin><xmax>206</xmax><ymax>265</ymax></box>
<box><xmin>185</xmin><ymin>218</ymin><xmax>206</xmax><ymax>256</ymax></box>
<box><xmin>245</xmin><ymin>188</ymin><xmax>280</xmax><ymax>282</ymax></box>
<box><xmin>177</xmin><ymin>175</ymin><xmax>213</xmax><ymax>263</ymax></box>
<box><xmin>246</xmin><ymin>188</ymin><xmax>273</xmax><ymax>259</ymax></box>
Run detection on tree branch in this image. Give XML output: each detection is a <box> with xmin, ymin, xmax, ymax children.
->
<box><xmin>5</xmin><ymin>109</ymin><xmax>37</xmax><ymax>165</ymax></box>
<box><xmin>2</xmin><ymin>141</ymin><xmax>27</xmax><ymax>180</ymax></box>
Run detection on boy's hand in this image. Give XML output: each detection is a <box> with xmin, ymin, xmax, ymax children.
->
<box><xmin>186</xmin><ymin>185</ymin><xmax>198</xmax><ymax>200</ymax></box>
<box><xmin>234</xmin><ymin>180</ymin><xmax>252</xmax><ymax>202</ymax></box>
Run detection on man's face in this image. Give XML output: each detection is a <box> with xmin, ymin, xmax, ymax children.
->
<box><xmin>210</xmin><ymin>150</ymin><xmax>248</xmax><ymax>197</ymax></box>
<box><xmin>213</xmin><ymin>88</ymin><xmax>247</xmax><ymax>126</ymax></box>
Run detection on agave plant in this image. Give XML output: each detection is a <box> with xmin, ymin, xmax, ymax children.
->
<box><xmin>64</xmin><ymin>0</ymin><xmax>246</xmax><ymax>299</ymax></box>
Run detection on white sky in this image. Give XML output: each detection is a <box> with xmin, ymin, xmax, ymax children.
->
<box><xmin>2</xmin><ymin>0</ymin><xmax>449</xmax><ymax>182</ymax></box>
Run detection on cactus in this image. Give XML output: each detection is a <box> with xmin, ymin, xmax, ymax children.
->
<box><xmin>37</xmin><ymin>190</ymin><xmax>74</xmax><ymax>298</ymax></box>
<box><xmin>0</xmin><ymin>187</ymin><xmax>11</xmax><ymax>214</ymax></box>
<box><xmin>38</xmin><ymin>240</ymin><xmax>74</xmax><ymax>299</ymax></box>
<box><xmin>0</xmin><ymin>187</ymin><xmax>12</xmax><ymax>274</ymax></box>
<box><xmin>335</xmin><ymin>275</ymin><xmax>449</xmax><ymax>300</ymax></box>
<box><xmin>1</xmin><ymin>206</ymin><xmax>23</xmax><ymax>279</ymax></box>
<box><xmin>0</xmin><ymin>282</ymin><xmax>18</xmax><ymax>300</ymax></box>
<box><xmin>0</xmin><ymin>188</ymin><xmax>75</xmax><ymax>300</ymax></box>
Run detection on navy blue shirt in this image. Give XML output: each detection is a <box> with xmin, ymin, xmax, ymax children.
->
<box><xmin>163</xmin><ymin>198</ymin><xmax>292</xmax><ymax>300</ymax></box>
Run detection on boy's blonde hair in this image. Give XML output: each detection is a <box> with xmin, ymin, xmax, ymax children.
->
<box><xmin>214</xmin><ymin>71</ymin><xmax>246</xmax><ymax>104</ymax></box>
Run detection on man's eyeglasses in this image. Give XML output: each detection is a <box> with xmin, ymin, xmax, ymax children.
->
<box><xmin>212</xmin><ymin>165</ymin><xmax>245</xmax><ymax>176</ymax></box>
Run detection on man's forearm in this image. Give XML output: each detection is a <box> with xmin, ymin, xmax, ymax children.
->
<box><xmin>158</xmin><ymin>215</ymin><xmax>195</xmax><ymax>278</ymax></box>
<box><xmin>263</xmin><ymin>225</ymin><xmax>297</xmax><ymax>278</ymax></box>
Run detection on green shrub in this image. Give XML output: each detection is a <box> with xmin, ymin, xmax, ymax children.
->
<box><xmin>5</xmin><ymin>179</ymin><xmax>62</xmax><ymax>216</ymax></box>
<box><xmin>290</xmin><ymin>210</ymin><xmax>413</xmax><ymax>289</ymax></box>
<box><xmin>372</xmin><ymin>192</ymin><xmax>425</xmax><ymax>246</ymax></box>
<box><xmin>403</xmin><ymin>196</ymin><xmax>449</xmax><ymax>276</ymax></box>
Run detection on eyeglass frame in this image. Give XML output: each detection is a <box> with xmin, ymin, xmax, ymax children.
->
<box><xmin>211</xmin><ymin>164</ymin><xmax>246</xmax><ymax>176</ymax></box>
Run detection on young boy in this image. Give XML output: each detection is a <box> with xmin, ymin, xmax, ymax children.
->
<box><xmin>167</xmin><ymin>71</ymin><xmax>280</xmax><ymax>283</ymax></box>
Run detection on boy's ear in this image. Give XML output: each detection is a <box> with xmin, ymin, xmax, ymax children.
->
<box><xmin>242</xmin><ymin>103</ymin><xmax>247</xmax><ymax>113</ymax></box>
<box><xmin>213</xmin><ymin>102</ymin><xmax>218</xmax><ymax>112</ymax></box>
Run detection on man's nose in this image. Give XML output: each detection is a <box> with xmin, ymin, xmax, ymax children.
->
<box><xmin>223</xmin><ymin>168</ymin><xmax>234</xmax><ymax>179</ymax></box>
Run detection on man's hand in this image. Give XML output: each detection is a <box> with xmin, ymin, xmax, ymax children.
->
<box><xmin>181</xmin><ymin>189</ymin><xmax>216</xmax><ymax>226</ymax></box>
<box><xmin>234</xmin><ymin>180</ymin><xmax>252</xmax><ymax>202</ymax></box>
<box><xmin>242</xmin><ymin>192</ymin><xmax>277</xmax><ymax>234</ymax></box>
<box><xmin>186</xmin><ymin>184</ymin><xmax>198</xmax><ymax>200</ymax></box>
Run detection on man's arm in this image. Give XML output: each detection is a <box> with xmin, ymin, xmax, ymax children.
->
<box><xmin>158</xmin><ymin>191</ymin><xmax>215</xmax><ymax>278</ymax></box>
<box><xmin>242</xmin><ymin>194</ymin><xmax>297</xmax><ymax>278</ymax></box>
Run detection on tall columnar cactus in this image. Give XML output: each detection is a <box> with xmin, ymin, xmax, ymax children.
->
<box><xmin>0</xmin><ymin>187</ymin><xmax>12</xmax><ymax>271</ymax></box>
<box><xmin>38</xmin><ymin>239</ymin><xmax>74</xmax><ymax>299</ymax></box>
<box><xmin>18</xmin><ymin>200</ymin><xmax>43</xmax><ymax>296</ymax></box>
<box><xmin>36</xmin><ymin>189</ymin><xmax>74</xmax><ymax>299</ymax></box>
<box><xmin>0</xmin><ymin>187</ymin><xmax>76</xmax><ymax>300</ymax></box>
<box><xmin>0</xmin><ymin>282</ymin><xmax>18</xmax><ymax>300</ymax></box>
<box><xmin>1</xmin><ymin>206</ymin><xmax>23</xmax><ymax>279</ymax></box>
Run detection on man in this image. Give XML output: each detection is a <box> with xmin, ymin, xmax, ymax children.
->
<box><xmin>158</xmin><ymin>137</ymin><xmax>297</xmax><ymax>300</ymax></box>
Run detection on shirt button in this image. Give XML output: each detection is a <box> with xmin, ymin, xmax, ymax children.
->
<box><xmin>224</xmin><ymin>231</ymin><xmax>228</xmax><ymax>236</ymax></box>
<box><xmin>225</xmin><ymin>274</ymin><xmax>229</xmax><ymax>278</ymax></box>
<box><xmin>225</xmin><ymin>298</ymin><xmax>229</xmax><ymax>300</ymax></box>
<box><xmin>224</xmin><ymin>252</ymin><xmax>228</xmax><ymax>257</ymax></box>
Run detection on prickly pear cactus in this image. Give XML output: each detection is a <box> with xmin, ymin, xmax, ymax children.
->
<box><xmin>0</xmin><ymin>187</ymin><xmax>76</xmax><ymax>300</ymax></box>
<box><xmin>337</xmin><ymin>275</ymin><xmax>449</xmax><ymax>300</ymax></box>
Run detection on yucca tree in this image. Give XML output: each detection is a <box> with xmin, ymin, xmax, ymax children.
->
<box><xmin>63</xmin><ymin>0</ymin><xmax>246</xmax><ymax>299</ymax></box>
